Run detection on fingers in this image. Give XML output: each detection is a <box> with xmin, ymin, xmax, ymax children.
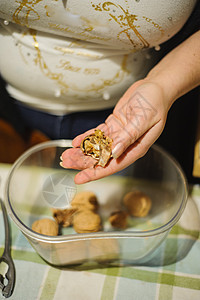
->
<box><xmin>60</xmin><ymin>147</ymin><xmax>119</xmax><ymax>184</ymax></box>
<box><xmin>73</xmin><ymin>141</ymin><xmax>142</xmax><ymax>184</ymax></box>
<box><xmin>60</xmin><ymin>148</ymin><xmax>96</xmax><ymax>169</ymax></box>
<box><xmin>61</xmin><ymin>119</ymin><xmax>164</xmax><ymax>184</ymax></box>
<box><xmin>60</xmin><ymin>138</ymin><xmax>144</xmax><ymax>184</ymax></box>
<box><xmin>110</xmin><ymin>116</ymin><xmax>157</xmax><ymax>159</ymax></box>
<box><xmin>74</xmin><ymin>164</ymin><xmax>115</xmax><ymax>184</ymax></box>
<box><xmin>105</xmin><ymin>84</ymin><xmax>161</xmax><ymax>158</ymax></box>
<box><xmin>61</xmin><ymin>81</ymin><xmax>167</xmax><ymax>184</ymax></box>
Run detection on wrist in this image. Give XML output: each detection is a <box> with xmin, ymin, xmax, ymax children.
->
<box><xmin>146</xmin><ymin>31</ymin><xmax>200</xmax><ymax>105</ymax></box>
<box><xmin>144</xmin><ymin>72</ymin><xmax>176</xmax><ymax>110</ymax></box>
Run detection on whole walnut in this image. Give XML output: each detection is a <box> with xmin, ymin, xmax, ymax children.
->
<box><xmin>32</xmin><ymin>218</ymin><xmax>59</xmax><ymax>236</ymax></box>
<box><xmin>52</xmin><ymin>208</ymin><xmax>77</xmax><ymax>227</ymax></box>
<box><xmin>73</xmin><ymin>210</ymin><xmax>102</xmax><ymax>233</ymax></box>
<box><xmin>123</xmin><ymin>190</ymin><xmax>152</xmax><ymax>217</ymax></box>
<box><xmin>71</xmin><ymin>191</ymin><xmax>99</xmax><ymax>212</ymax></box>
<box><xmin>109</xmin><ymin>210</ymin><xmax>128</xmax><ymax>229</ymax></box>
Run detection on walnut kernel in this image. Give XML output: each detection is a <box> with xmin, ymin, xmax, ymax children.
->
<box><xmin>81</xmin><ymin>129</ymin><xmax>112</xmax><ymax>167</ymax></box>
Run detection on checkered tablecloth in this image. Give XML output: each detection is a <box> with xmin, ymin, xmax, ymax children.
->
<box><xmin>0</xmin><ymin>163</ymin><xmax>200</xmax><ymax>300</ymax></box>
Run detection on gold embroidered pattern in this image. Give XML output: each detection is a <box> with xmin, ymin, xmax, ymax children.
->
<box><xmin>44</xmin><ymin>5</ymin><xmax>51</xmax><ymax>17</ymax></box>
<box><xmin>12</xmin><ymin>1</ymin><xmax>134</xmax><ymax>96</ymax></box>
<box><xmin>56</xmin><ymin>54</ymin><xmax>129</xmax><ymax>94</ymax></box>
<box><xmin>55</xmin><ymin>46</ymin><xmax>102</xmax><ymax>59</ymax></box>
<box><xmin>13</xmin><ymin>0</ymin><xmax>42</xmax><ymax>26</ymax></box>
<box><xmin>18</xmin><ymin>29</ymin><xmax>129</xmax><ymax>97</ymax></box>
<box><xmin>30</xmin><ymin>29</ymin><xmax>69</xmax><ymax>93</ymax></box>
<box><xmin>48</xmin><ymin>23</ymin><xmax>110</xmax><ymax>43</ymax></box>
<box><xmin>91</xmin><ymin>1</ymin><xmax>165</xmax><ymax>48</ymax></box>
<box><xmin>57</xmin><ymin>60</ymin><xmax>81</xmax><ymax>73</ymax></box>
<box><xmin>91</xmin><ymin>1</ymin><xmax>149</xmax><ymax>48</ymax></box>
<box><xmin>143</xmin><ymin>16</ymin><xmax>164</xmax><ymax>35</ymax></box>
<box><xmin>57</xmin><ymin>60</ymin><xmax>100</xmax><ymax>75</ymax></box>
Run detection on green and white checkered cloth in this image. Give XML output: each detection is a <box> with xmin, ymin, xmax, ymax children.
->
<box><xmin>1</xmin><ymin>164</ymin><xmax>200</xmax><ymax>300</ymax></box>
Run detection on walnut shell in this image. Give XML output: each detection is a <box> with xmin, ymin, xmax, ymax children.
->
<box><xmin>71</xmin><ymin>191</ymin><xmax>99</xmax><ymax>212</ymax></box>
<box><xmin>73</xmin><ymin>210</ymin><xmax>102</xmax><ymax>233</ymax></box>
<box><xmin>109</xmin><ymin>210</ymin><xmax>128</xmax><ymax>229</ymax></box>
<box><xmin>81</xmin><ymin>129</ymin><xmax>112</xmax><ymax>167</ymax></box>
<box><xmin>32</xmin><ymin>218</ymin><xmax>59</xmax><ymax>236</ymax></box>
<box><xmin>52</xmin><ymin>208</ymin><xmax>77</xmax><ymax>227</ymax></box>
<box><xmin>123</xmin><ymin>191</ymin><xmax>152</xmax><ymax>217</ymax></box>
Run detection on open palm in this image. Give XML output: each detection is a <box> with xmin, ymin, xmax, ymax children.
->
<box><xmin>61</xmin><ymin>80</ymin><xmax>170</xmax><ymax>184</ymax></box>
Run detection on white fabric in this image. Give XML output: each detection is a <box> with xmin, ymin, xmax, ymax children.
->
<box><xmin>0</xmin><ymin>0</ymin><xmax>197</xmax><ymax>114</ymax></box>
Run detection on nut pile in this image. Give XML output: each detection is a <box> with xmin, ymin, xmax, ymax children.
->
<box><xmin>31</xmin><ymin>189</ymin><xmax>152</xmax><ymax>236</ymax></box>
<box><xmin>31</xmin><ymin>191</ymin><xmax>102</xmax><ymax>235</ymax></box>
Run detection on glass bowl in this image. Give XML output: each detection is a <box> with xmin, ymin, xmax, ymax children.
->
<box><xmin>5</xmin><ymin>140</ymin><xmax>188</xmax><ymax>266</ymax></box>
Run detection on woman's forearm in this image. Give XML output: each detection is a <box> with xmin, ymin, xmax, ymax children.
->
<box><xmin>147</xmin><ymin>30</ymin><xmax>200</xmax><ymax>107</ymax></box>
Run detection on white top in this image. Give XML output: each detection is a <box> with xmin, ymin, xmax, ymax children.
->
<box><xmin>0</xmin><ymin>0</ymin><xmax>197</xmax><ymax>114</ymax></box>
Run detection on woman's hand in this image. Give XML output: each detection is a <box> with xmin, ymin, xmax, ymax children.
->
<box><xmin>60</xmin><ymin>80</ymin><xmax>170</xmax><ymax>184</ymax></box>
<box><xmin>61</xmin><ymin>31</ymin><xmax>200</xmax><ymax>184</ymax></box>
<box><xmin>62</xmin><ymin>30</ymin><xmax>200</xmax><ymax>184</ymax></box>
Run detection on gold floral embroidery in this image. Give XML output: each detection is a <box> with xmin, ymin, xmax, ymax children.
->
<box><xmin>44</xmin><ymin>5</ymin><xmax>51</xmax><ymax>17</ymax></box>
<box><xmin>84</xmin><ymin>68</ymin><xmax>100</xmax><ymax>75</ymax></box>
<box><xmin>18</xmin><ymin>29</ymin><xmax>129</xmax><ymax>97</ymax></box>
<box><xmin>57</xmin><ymin>60</ymin><xmax>82</xmax><ymax>73</ymax></box>
<box><xmin>13</xmin><ymin>0</ymin><xmax>42</xmax><ymax>26</ymax></box>
<box><xmin>55</xmin><ymin>46</ymin><xmax>102</xmax><ymax>59</ymax></box>
<box><xmin>12</xmin><ymin>1</ymin><xmax>135</xmax><ymax>96</ymax></box>
<box><xmin>91</xmin><ymin>1</ymin><xmax>149</xmax><ymax>48</ymax></box>
<box><xmin>56</xmin><ymin>54</ymin><xmax>129</xmax><ymax>94</ymax></box>
<box><xmin>91</xmin><ymin>1</ymin><xmax>164</xmax><ymax>48</ymax></box>
<box><xmin>30</xmin><ymin>29</ymin><xmax>69</xmax><ymax>93</ymax></box>
<box><xmin>48</xmin><ymin>23</ymin><xmax>110</xmax><ymax>43</ymax></box>
<box><xmin>143</xmin><ymin>16</ymin><xmax>164</xmax><ymax>35</ymax></box>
